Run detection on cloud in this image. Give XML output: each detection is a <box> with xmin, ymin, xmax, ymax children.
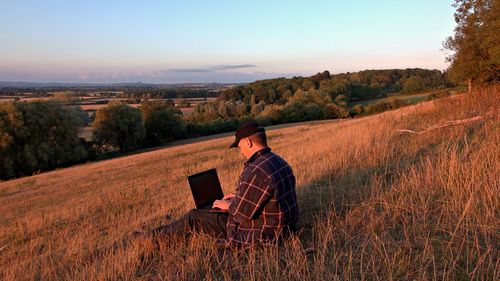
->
<box><xmin>163</xmin><ymin>68</ymin><xmax>213</xmax><ymax>73</ymax></box>
<box><xmin>160</xmin><ymin>64</ymin><xmax>256</xmax><ymax>73</ymax></box>
<box><xmin>0</xmin><ymin>65</ymin><xmax>299</xmax><ymax>84</ymax></box>
<box><xmin>212</xmin><ymin>64</ymin><xmax>256</xmax><ymax>70</ymax></box>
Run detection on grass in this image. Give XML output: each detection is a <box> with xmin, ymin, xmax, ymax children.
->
<box><xmin>349</xmin><ymin>88</ymin><xmax>463</xmax><ymax>107</ymax></box>
<box><xmin>0</xmin><ymin>88</ymin><xmax>498</xmax><ymax>280</ymax></box>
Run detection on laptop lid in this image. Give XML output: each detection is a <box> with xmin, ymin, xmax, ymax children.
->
<box><xmin>187</xmin><ymin>168</ymin><xmax>224</xmax><ymax>209</ymax></box>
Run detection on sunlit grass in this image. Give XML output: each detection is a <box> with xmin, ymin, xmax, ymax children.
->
<box><xmin>0</xmin><ymin>88</ymin><xmax>498</xmax><ymax>280</ymax></box>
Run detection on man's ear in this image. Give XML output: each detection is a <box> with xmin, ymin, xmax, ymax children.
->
<box><xmin>246</xmin><ymin>137</ymin><xmax>253</xmax><ymax>148</ymax></box>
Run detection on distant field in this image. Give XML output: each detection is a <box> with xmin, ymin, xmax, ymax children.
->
<box><xmin>1</xmin><ymin>89</ymin><xmax>498</xmax><ymax>280</ymax></box>
<box><xmin>350</xmin><ymin>90</ymin><xmax>440</xmax><ymax>106</ymax></box>
<box><xmin>0</xmin><ymin>96</ymin><xmax>53</xmax><ymax>102</ymax></box>
<box><xmin>80</xmin><ymin>104</ymin><xmax>141</xmax><ymax>111</ymax></box>
<box><xmin>77</xmin><ymin>97</ymin><xmax>209</xmax><ymax>114</ymax></box>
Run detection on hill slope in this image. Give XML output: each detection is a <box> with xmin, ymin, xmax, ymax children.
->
<box><xmin>0</xmin><ymin>90</ymin><xmax>498</xmax><ymax>280</ymax></box>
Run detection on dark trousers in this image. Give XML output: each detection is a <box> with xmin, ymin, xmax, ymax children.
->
<box><xmin>152</xmin><ymin>209</ymin><xmax>229</xmax><ymax>239</ymax></box>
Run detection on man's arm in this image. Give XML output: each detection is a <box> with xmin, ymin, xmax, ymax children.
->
<box><xmin>230</xmin><ymin>173</ymin><xmax>273</xmax><ymax>221</ymax></box>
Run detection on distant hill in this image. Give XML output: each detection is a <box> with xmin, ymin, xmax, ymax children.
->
<box><xmin>0</xmin><ymin>81</ymin><xmax>238</xmax><ymax>89</ymax></box>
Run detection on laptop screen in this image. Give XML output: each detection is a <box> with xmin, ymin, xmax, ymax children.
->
<box><xmin>187</xmin><ymin>168</ymin><xmax>224</xmax><ymax>209</ymax></box>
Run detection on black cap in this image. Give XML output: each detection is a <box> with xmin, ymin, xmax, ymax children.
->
<box><xmin>229</xmin><ymin>121</ymin><xmax>265</xmax><ymax>148</ymax></box>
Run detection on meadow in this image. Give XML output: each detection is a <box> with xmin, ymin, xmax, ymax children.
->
<box><xmin>0</xmin><ymin>89</ymin><xmax>498</xmax><ymax>280</ymax></box>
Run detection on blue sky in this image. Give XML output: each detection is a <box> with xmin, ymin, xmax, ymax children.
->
<box><xmin>0</xmin><ymin>0</ymin><xmax>456</xmax><ymax>83</ymax></box>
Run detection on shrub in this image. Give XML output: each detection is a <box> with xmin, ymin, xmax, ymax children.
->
<box><xmin>349</xmin><ymin>104</ymin><xmax>365</xmax><ymax>117</ymax></box>
<box><xmin>323</xmin><ymin>103</ymin><xmax>349</xmax><ymax>119</ymax></box>
<box><xmin>363</xmin><ymin>98</ymin><xmax>405</xmax><ymax>116</ymax></box>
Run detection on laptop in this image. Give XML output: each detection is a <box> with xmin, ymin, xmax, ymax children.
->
<box><xmin>187</xmin><ymin>168</ymin><xmax>227</xmax><ymax>213</ymax></box>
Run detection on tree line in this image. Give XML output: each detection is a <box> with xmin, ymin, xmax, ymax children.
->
<box><xmin>186</xmin><ymin>68</ymin><xmax>450</xmax><ymax>125</ymax></box>
<box><xmin>0</xmin><ymin>100</ymin><xmax>184</xmax><ymax>179</ymax></box>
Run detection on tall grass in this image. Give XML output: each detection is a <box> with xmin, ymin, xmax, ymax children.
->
<box><xmin>0</xmin><ymin>89</ymin><xmax>498</xmax><ymax>280</ymax></box>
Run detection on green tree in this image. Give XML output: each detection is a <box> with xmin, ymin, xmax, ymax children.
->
<box><xmin>93</xmin><ymin>102</ymin><xmax>145</xmax><ymax>152</ymax></box>
<box><xmin>0</xmin><ymin>101</ymin><xmax>87</xmax><ymax>179</ymax></box>
<box><xmin>444</xmin><ymin>0</ymin><xmax>500</xmax><ymax>90</ymax></box>
<box><xmin>140</xmin><ymin>100</ymin><xmax>184</xmax><ymax>146</ymax></box>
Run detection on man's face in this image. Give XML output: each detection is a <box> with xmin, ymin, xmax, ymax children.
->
<box><xmin>237</xmin><ymin>137</ymin><xmax>252</xmax><ymax>159</ymax></box>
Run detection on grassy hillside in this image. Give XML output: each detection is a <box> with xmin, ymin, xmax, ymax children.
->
<box><xmin>0</xmin><ymin>89</ymin><xmax>498</xmax><ymax>280</ymax></box>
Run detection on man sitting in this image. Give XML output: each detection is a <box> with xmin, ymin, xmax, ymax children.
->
<box><xmin>134</xmin><ymin>121</ymin><xmax>299</xmax><ymax>247</ymax></box>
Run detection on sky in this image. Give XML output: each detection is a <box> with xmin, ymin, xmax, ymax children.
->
<box><xmin>0</xmin><ymin>0</ymin><xmax>457</xmax><ymax>84</ymax></box>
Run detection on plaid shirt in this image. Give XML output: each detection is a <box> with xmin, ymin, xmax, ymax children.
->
<box><xmin>227</xmin><ymin>147</ymin><xmax>298</xmax><ymax>246</ymax></box>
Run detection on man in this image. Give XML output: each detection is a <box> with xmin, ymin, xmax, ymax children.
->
<box><xmin>139</xmin><ymin>121</ymin><xmax>298</xmax><ymax>246</ymax></box>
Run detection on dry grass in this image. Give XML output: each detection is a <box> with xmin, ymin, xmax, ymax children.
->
<box><xmin>0</xmin><ymin>89</ymin><xmax>498</xmax><ymax>280</ymax></box>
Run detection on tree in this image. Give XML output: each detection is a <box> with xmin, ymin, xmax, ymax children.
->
<box><xmin>334</xmin><ymin>95</ymin><xmax>348</xmax><ymax>107</ymax></box>
<box><xmin>444</xmin><ymin>0</ymin><xmax>500</xmax><ymax>90</ymax></box>
<box><xmin>258</xmin><ymin>104</ymin><xmax>283</xmax><ymax>123</ymax></box>
<box><xmin>140</xmin><ymin>100</ymin><xmax>184</xmax><ymax>146</ymax></box>
<box><xmin>402</xmin><ymin>76</ymin><xmax>426</xmax><ymax>93</ymax></box>
<box><xmin>93</xmin><ymin>102</ymin><xmax>145</xmax><ymax>152</ymax></box>
<box><xmin>0</xmin><ymin>101</ymin><xmax>87</xmax><ymax>179</ymax></box>
<box><xmin>217</xmin><ymin>101</ymin><xmax>230</xmax><ymax>119</ymax></box>
<box><xmin>235</xmin><ymin>101</ymin><xmax>248</xmax><ymax>117</ymax></box>
<box><xmin>251</xmin><ymin>101</ymin><xmax>266</xmax><ymax>117</ymax></box>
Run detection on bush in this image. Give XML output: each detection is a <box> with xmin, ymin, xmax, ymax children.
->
<box><xmin>323</xmin><ymin>103</ymin><xmax>349</xmax><ymax>119</ymax></box>
<box><xmin>349</xmin><ymin>104</ymin><xmax>365</xmax><ymax>117</ymax></box>
<box><xmin>363</xmin><ymin>99</ymin><xmax>405</xmax><ymax>116</ymax></box>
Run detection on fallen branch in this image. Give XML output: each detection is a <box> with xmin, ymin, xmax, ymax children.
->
<box><xmin>396</xmin><ymin>116</ymin><xmax>483</xmax><ymax>134</ymax></box>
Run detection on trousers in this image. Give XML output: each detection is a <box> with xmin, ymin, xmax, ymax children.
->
<box><xmin>152</xmin><ymin>209</ymin><xmax>229</xmax><ymax>239</ymax></box>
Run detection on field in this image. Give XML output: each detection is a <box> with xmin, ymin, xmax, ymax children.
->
<box><xmin>0</xmin><ymin>90</ymin><xmax>498</xmax><ymax>280</ymax></box>
<box><xmin>349</xmin><ymin>88</ymin><xmax>464</xmax><ymax>107</ymax></box>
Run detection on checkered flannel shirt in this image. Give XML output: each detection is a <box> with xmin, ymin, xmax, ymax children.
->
<box><xmin>227</xmin><ymin>147</ymin><xmax>298</xmax><ymax>246</ymax></box>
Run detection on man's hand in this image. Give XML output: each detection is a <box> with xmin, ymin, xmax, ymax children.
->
<box><xmin>213</xmin><ymin>199</ymin><xmax>232</xmax><ymax>211</ymax></box>
<box><xmin>223</xmin><ymin>193</ymin><xmax>236</xmax><ymax>200</ymax></box>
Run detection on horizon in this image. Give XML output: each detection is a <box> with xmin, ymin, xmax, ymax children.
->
<box><xmin>0</xmin><ymin>67</ymin><xmax>448</xmax><ymax>87</ymax></box>
<box><xmin>0</xmin><ymin>0</ymin><xmax>456</xmax><ymax>84</ymax></box>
